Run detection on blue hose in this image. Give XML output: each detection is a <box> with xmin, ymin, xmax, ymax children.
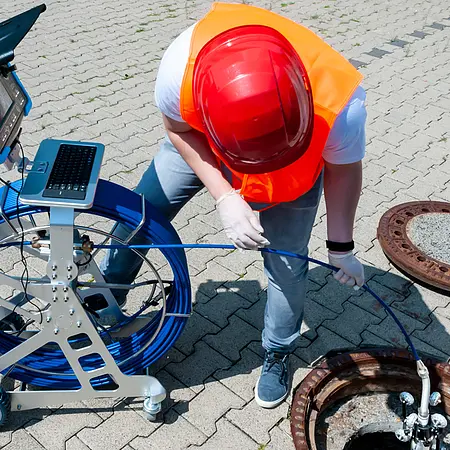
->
<box><xmin>95</xmin><ymin>243</ymin><xmax>421</xmax><ymax>361</ymax></box>
<box><xmin>0</xmin><ymin>180</ymin><xmax>420</xmax><ymax>390</ymax></box>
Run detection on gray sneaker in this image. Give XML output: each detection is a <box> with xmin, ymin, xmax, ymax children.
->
<box><xmin>255</xmin><ymin>351</ymin><xmax>290</xmax><ymax>408</ymax></box>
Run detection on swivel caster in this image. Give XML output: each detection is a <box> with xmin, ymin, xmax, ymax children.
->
<box><xmin>143</xmin><ymin>398</ymin><xmax>162</xmax><ymax>422</ymax></box>
<box><xmin>0</xmin><ymin>386</ymin><xmax>11</xmax><ymax>428</ymax></box>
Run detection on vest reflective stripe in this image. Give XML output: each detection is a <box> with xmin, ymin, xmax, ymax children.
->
<box><xmin>180</xmin><ymin>2</ymin><xmax>363</xmax><ymax>205</ymax></box>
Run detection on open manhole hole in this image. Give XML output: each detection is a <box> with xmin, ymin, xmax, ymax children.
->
<box><xmin>290</xmin><ymin>349</ymin><xmax>450</xmax><ymax>450</ymax></box>
<box><xmin>377</xmin><ymin>201</ymin><xmax>450</xmax><ymax>293</ymax></box>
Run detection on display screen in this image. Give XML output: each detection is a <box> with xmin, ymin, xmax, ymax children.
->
<box><xmin>0</xmin><ymin>82</ymin><xmax>13</xmax><ymax>128</ymax></box>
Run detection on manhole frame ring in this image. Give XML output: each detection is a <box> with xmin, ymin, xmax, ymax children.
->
<box><xmin>377</xmin><ymin>201</ymin><xmax>450</xmax><ymax>292</ymax></box>
<box><xmin>290</xmin><ymin>348</ymin><xmax>450</xmax><ymax>450</ymax></box>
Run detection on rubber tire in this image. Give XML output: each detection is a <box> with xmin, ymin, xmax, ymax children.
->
<box><xmin>0</xmin><ymin>386</ymin><xmax>11</xmax><ymax>428</ymax></box>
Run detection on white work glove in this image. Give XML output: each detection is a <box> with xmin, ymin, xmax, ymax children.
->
<box><xmin>328</xmin><ymin>251</ymin><xmax>365</xmax><ymax>289</ymax></box>
<box><xmin>216</xmin><ymin>190</ymin><xmax>270</xmax><ymax>250</ymax></box>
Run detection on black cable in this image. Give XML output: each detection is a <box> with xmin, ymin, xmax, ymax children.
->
<box><xmin>15</xmin><ymin>143</ymin><xmax>42</xmax><ymax>324</ymax></box>
<box><xmin>76</xmin><ymin>252</ymin><xmax>92</xmax><ymax>268</ymax></box>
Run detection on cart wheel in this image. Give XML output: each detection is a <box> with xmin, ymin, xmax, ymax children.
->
<box><xmin>0</xmin><ymin>312</ymin><xmax>26</xmax><ymax>334</ymax></box>
<box><xmin>0</xmin><ymin>386</ymin><xmax>11</xmax><ymax>427</ymax></box>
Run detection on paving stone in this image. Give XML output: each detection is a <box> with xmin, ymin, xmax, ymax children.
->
<box><xmin>129</xmin><ymin>409</ymin><xmax>207</xmax><ymax>450</ymax></box>
<box><xmin>295</xmin><ymin>327</ymin><xmax>355</xmax><ymax>365</ymax></box>
<box><xmin>196</xmin><ymin>289</ymin><xmax>252</xmax><ymax>328</ymax></box>
<box><xmin>307</xmin><ymin>275</ymin><xmax>363</xmax><ymax>314</ymax></box>
<box><xmin>146</xmin><ymin>347</ymin><xmax>186</xmax><ymax>374</ymax></box>
<box><xmin>198</xmin><ymin>418</ymin><xmax>258</xmax><ymax>449</ymax></box>
<box><xmin>214</xmin><ymin>347</ymin><xmax>263</xmax><ymax>402</ymax></box>
<box><xmin>66</xmin><ymin>436</ymin><xmax>91</xmax><ymax>450</ymax></box>
<box><xmin>190</xmin><ymin>261</ymin><xmax>240</xmax><ymax>299</ymax></box>
<box><xmin>323</xmin><ymin>301</ymin><xmax>382</xmax><ymax>345</ymax></box>
<box><xmin>2</xmin><ymin>429</ymin><xmax>45</xmax><ymax>450</ymax></box>
<box><xmin>267</xmin><ymin>425</ymin><xmax>296</xmax><ymax>450</ymax></box>
<box><xmin>173</xmin><ymin>311</ymin><xmax>220</xmax><ymax>355</ymax></box>
<box><xmin>368</xmin><ymin>306</ymin><xmax>427</xmax><ymax>347</ymax></box>
<box><xmin>216</xmin><ymin>249</ymin><xmax>263</xmax><ymax>277</ymax></box>
<box><xmin>26</xmin><ymin>402</ymin><xmax>102</xmax><ymax>450</ymax></box>
<box><xmin>175</xmin><ymin>378</ymin><xmax>245</xmax><ymax>437</ymax></box>
<box><xmin>227</xmin><ymin>399</ymin><xmax>289</xmax><ymax>444</ymax></box>
<box><xmin>203</xmin><ymin>315</ymin><xmax>261</xmax><ymax>362</ymax></box>
<box><xmin>349</xmin><ymin>280</ymin><xmax>407</xmax><ymax>318</ymax></box>
<box><xmin>286</xmin><ymin>354</ymin><xmax>312</xmax><ymax>405</ymax></box>
<box><xmin>235</xmin><ymin>294</ymin><xmax>266</xmax><ymax>331</ymax></box>
<box><xmin>166</xmin><ymin>341</ymin><xmax>231</xmax><ymax>393</ymax></box>
<box><xmin>225</xmin><ymin>264</ymin><xmax>267</xmax><ymax>303</ymax></box>
<box><xmin>77</xmin><ymin>406</ymin><xmax>157</xmax><ymax>450</ymax></box>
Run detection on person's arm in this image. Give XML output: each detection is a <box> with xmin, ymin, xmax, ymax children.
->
<box><xmin>163</xmin><ymin>114</ymin><xmax>232</xmax><ymax>201</ymax></box>
<box><xmin>163</xmin><ymin>114</ymin><xmax>269</xmax><ymax>249</ymax></box>
<box><xmin>324</xmin><ymin>160</ymin><xmax>362</xmax><ymax>243</ymax></box>
<box><xmin>324</xmin><ymin>160</ymin><xmax>365</xmax><ymax>287</ymax></box>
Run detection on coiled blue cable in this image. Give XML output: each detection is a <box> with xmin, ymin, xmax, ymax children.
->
<box><xmin>0</xmin><ymin>180</ymin><xmax>420</xmax><ymax>390</ymax></box>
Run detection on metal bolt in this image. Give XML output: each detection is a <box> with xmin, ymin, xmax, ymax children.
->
<box><xmin>52</xmin><ymin>296</ymin><xmax>57</xmax><ymax>302</ymax></box>
<box><xmin>52</xmin><ymin>264</ymin><xmax>57</xmax><ymax>270</ymax></box>
<box><xmin>52</xmin><ymin>273</ymin><xmax>57</xmax><ymax>280</ymax></box>
<box><xmin>430</xmin><ymin>392</ymin><xmax>442</xmax><ymax>406</ymax></box>
<box><xmin>67</xmin><ymin>265</ymin><xmax>72</xmax><ymax>271</ymax></box>
<box><xmin>67</xmin><ymin>274</ymin><xmax>72</xmax><ymax>280</ymax></box>
<box><xmin>64</xmin><ymin>296</ymin><xmax>69</xmax><ymax>302</ymax></box>
<box><xmin>76</xmin><ymin>320</ymin><xmax>82</xmax><ymax>328</ymax></box>
<box><xmin>46</xmin><ymin>316</ymin><xmax>51</xmax><ymax>323</ymax></box>
<box><xmin>69</xmin><ymin>308</ymin><xmax>74</xmax><ymax>315</ymax></box>
<box><xmin>52</xmin><ymin>286</ymin><xmax>57</xmax><ymax>293</ymax></box>
<box><xmin>63</xmin><ymin>287</ymin><xmax>69</xmax><ymax>293</ymax></box>
<box><xmin>54</xmin><ymin>327</ymin><xmax>59</xmax><ymax>334</ymax></box>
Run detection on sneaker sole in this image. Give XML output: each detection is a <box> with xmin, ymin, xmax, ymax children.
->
<box><xmin>254</xmin><ymin>377</ymin><xmax>289</xmax><ymax>409</ymax></box>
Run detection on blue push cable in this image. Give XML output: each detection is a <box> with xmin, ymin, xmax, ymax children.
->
<box><xmin>2</xmin><ymin>240</ymin><xmax>420</xmax><ymax>362</ymax></box>
<box><xmin>94</xmin><ymin>242</ymin><xmax>421</xmax><ymax>362</ymax></box>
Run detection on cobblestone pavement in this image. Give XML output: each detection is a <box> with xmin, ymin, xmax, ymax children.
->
<box><xmin>1</xmin><ymin>0</ymin><xmax>449</xmax><ymax>449</ymax></box>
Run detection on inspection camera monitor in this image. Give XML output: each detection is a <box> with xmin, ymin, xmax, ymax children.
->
<box><xmin>0</xmin><ymin>5</ymin><xmax>45</xmax><ymax>169</ymax></box>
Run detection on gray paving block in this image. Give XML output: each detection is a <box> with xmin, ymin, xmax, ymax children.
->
<box><xmin>286</xmin><ymin>354</ymin><xmax>312</xmax><ymax>405</ymax></box>
<box><xmin>307</xmin><ymin>276</ymin><xmax>362</xmax><ymax>314</ymax></box>
<box><xmin>146</xmin><ymin>347</ymin><xmax>186</xmax><ymax>375</ymax></box>
<box><xmin>196</xmin><ymin>289</ymin><xmax>252</xmax><ymax>328</ymax></box>
<box><xmin>77</xmin><ymin>406</ymin><xmax>157</xmax><ymax>450</ymax></box>
<box><xmin>2</xmin><ymin>429</ymin><xmax>45</xmax><ymax>450</ymax></box>
<box><xmin>129</xmin><ymin>409</ymin><xmax>207</xmax><ymax>450</ymax></box>
<box><xmin>323</xmin><ymin>301</ymin><xmax>381</xmax><ymax>345</ymax></box>
<box><xmin>235</xmin><ymin>294</ymin><xmax>266</xmax><ymax>331</ymax></box>
<box><xmin>295</xmin><ymin>326</ymin><xmax>355</xmax><ymax>364</ymax></box>
<box><xmin>26</xmin><ymin>401</ymin><xmax>103</xmax><ymax>450</ymax></box>
<box><xmin>173</xmin><ymin>311</ymin><xmax>220</xmax><ymax>355</ymax></box>
<box><xmin>267</xmin><ymin>425</ymin><xmax>296</xmax><ymax>450</ymax></box>
<box><xmin>368</xmin><ymin>306</ymin><xmax>427</xmax><ymax>347</ymax></box>
<box><xmin>214</xmin><ymin>347</ymin><xmax>263</xmax><ymax>402</ymax></box>
<box><xmin>190</xmin><ymin>261</ymin><xmax>240</xmax><ymax>299</ymax></box>
<box><xmin>175</xmin><ymin>378</ymin><xmax>245</xmax><ymax>437</ymax></box>
<box><xmin>227</xmin><ymin>398</ymin><xmax>289</xmax><ymax>444</ymax></box>
<box><xmin>66</xmin><ymin>436</ymin><xmax>91</xmax><ymax>450</ymax></box>
<box><xmin>203</xmin><ymin>315</ymin><xmax>261</xmax><ymax>362</ymax></box>
<box><xmin>349</xmin><ymin>280</ymin><xmax>407</xmax><ymax>318</ymax></box>
<box><xmin>216</xmin><ymin>248</ymin><xmax>263</xmax><ymax>276</ymax></box>
<box><xmin>196</xmin><ymin>418</ymin><xmax>257</xmax><ymax>449</ymax></box>
<box><xmin>225</xmin><ymin>264</ymin><xmax>267</xmax><ymax>303</ymax></box>
<box><xmin>166</xmin><ymin>341</ymin><xmax>231</xmax><ymax>393</ymax></box>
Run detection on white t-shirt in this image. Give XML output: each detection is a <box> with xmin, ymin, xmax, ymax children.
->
<box><xmin>154</xmin><ymin>25</ymin><xmax>366</xmax><ymax>165</ymax></box>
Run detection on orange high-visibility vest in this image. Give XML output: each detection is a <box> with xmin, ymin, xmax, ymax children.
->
<box><xmin>180</xmin><ymin>2</ymin><xmax>363</xmax><ymax>205</ymax></box>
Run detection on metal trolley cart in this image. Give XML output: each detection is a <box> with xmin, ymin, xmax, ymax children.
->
<box><xmin>0</xmin><ymin>5</ymin><xmax>192</xmax><ymax>425</ymax></box>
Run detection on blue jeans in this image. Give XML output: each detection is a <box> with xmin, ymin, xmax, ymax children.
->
<box><xmin>100</xmin><ymin>138</ymin><xmax>322</xmax><ymax>352</ymax></box>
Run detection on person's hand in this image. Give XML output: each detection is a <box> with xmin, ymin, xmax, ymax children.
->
<box><xmin>216</xmin><ymin>190</ymin><xmax>270</xmax><ymax>250</ymax></box>
<box><xmin>328</xmin><ymin>251</ymin><xmax>365</xmax><ymax>289</ymax></box>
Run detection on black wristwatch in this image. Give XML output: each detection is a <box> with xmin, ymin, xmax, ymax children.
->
<box><xmin>326</xmin><ymin>240</ymin><xmax>355</xmax><ymax>252</ymax></box>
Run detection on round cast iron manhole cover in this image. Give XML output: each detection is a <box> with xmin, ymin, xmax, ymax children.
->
<box><xmin>377</xmin><ymin>201</ymin><xmax>450</xmax><ymax>293</ymax></box>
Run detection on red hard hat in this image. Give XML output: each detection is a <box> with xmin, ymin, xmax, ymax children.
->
<box><xmin>193</xmin><ymin>25</ymin><xmax>314</xmax><ymax>174</ymax></box>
